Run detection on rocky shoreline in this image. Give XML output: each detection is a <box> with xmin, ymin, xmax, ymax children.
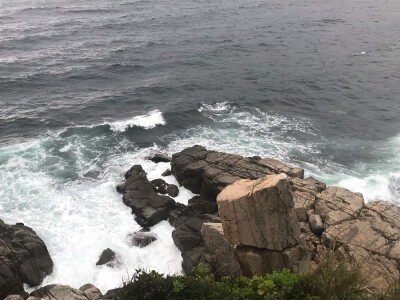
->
<box><xmin>2</xmin><ymin>145</ymin><xmax>399</xmax><ymax>299</ymax></box>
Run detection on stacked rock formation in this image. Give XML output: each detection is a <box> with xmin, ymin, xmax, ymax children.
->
<box><xmin>217</xmin><ymin>174</ymin><xmax>310</xmax><ymax>275</ymax></box>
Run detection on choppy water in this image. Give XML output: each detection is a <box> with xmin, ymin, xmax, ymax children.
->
<box><xmin>0</xmin><ymin>0</ymin><xmax>399</xmax><ymax>293</ymax></box>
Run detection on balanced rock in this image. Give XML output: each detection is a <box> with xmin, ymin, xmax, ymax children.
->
<box><xmin>122</xmin><ymin>165</ymin><xmax>175</xmax><ymax>227</ymax></box>
<box><xmin>217</xmin><ymin>173</ymin><xmax>301</xmax><ymax>250</ymax></box>
<box><xmin>0</xmin><ymin>220</ymin><xmax>53</xmax><ymax>299</ymax></box>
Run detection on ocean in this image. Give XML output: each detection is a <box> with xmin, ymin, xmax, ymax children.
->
<box><xmin>0</xmin><ymin>0</ymin><xmax>399</xmax><ymax>293</ymax></box>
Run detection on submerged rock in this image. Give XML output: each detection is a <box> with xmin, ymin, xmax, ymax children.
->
<box><xmin>126</xmin><ymin>231</ymin><xmax>157</xmax><ymax>248</ymax></box>
<box><xmin>0</xmin><ymin>220</ymin><xmax>53</xmax><ymax>299</ymax></box>
<box><xmin>146</xmin><ymin>153</ymin><xmax>172</xmax><ymax>163</ymax></box>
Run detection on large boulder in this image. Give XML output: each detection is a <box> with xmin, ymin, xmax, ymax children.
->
<box><xmin>171</xmin><ymin>145</ymin><xmax>304</xmax><ymax>198</ymax></box>
<box><xmin>122</xmin><ymin>165</ymin><xmax>176</xmax><ymax>227</ymax></box>
<box><xmin>0</xmin><ymin>220</ymin><xmax>53</xmax><ymax>299</ymax></box>
<box><xmin>217</xmin><ymin>174</ymin><xmax>301</xmax><ymax>250</ymax></box>
<box><xmin>30</xmin><ymin>284</ymin><xmax>103</xmax><ymax>300</ymax></box>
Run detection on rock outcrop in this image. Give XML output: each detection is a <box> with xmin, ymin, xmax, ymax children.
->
<box><xmin>121</xmin><ymin>165</ymin><xmax>176</xmax><ymax>227</ymax></box>
<box><xmin>29</xmin><ymin>284</ymin><xmax>103</xmax><ymax>300</ymax></box>
<box><xmin>0</xmin><ymin>220</ymin><xmax>53</xmax><ymax>299</ymax></box>
<box><xmin>168</xmin><ymin>146</ymin><xmax>400</xmax><ymax>292</ymax></box>
<box><xmin>171</xmin><ymin>145</ymin><xmax>304</xmax><ymax>198</ymax></box>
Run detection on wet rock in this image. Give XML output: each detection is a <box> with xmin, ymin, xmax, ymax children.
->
<box><xmin>0</xmin><ymin>220</ymin><xmax>53</xmax><ymax>299</ymax></box>
<box><xmin>167</xmin><ymin>184</ymin><xmax>179</xmax><ymax>197</ymax></box>
<box><xmin>146</xmin><ymin>153</ymin><xmax>172</xmax><ymax>163</ymax></box>
<box><xmin>127</xmin><ymin>231</ymin><xmax>157</xmax><ymax>248</ymax></box>
<box><xmin>162</xmin><ymin>169</ymin><xmax>172</xmax><ymax>177</ymax></box>
<box><xmin>171</xmin><ymin>145</ymin><xmax>304</xmax><ymax>198</ymax></box>
<box><xmin>116</xmin><ymin>182</ymin><xmax>125</xmax><ymax>194</ymax></box>
<box><xmin>122</xmin><ymin>165</ymin><xmax>175</xmax><ymax>227</ymax></box>
<box><xmin>217</xmin><ymin>174</ymin><xmax>300</xmax><ymax>249</ymax></box>
<box><xmin>96</xmin><ymin>248</ymin><xmax>117</xmax><ymax>267</ymax></box>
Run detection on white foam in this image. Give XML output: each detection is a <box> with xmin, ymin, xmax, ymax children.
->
<box><xmin>0</xmin><ymin>138</ymin><xmax>186</xmax><ymax>294</ymax></box>
<box><xmin>108</xmin><ymin>110</ymin><xmax>166</xmax><ymax>132</ymax></box>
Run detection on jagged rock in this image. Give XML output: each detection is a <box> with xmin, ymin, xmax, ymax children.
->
<box><xmin>290</xmin><ymin>177</ymin><xmax>326</xmax><ymax>222</ymax></box>
<box><xmin>151</xmin><ymin>178</ymin><xmax>169</xmax><ymax>194</ymax></box>
<box><xmin>123</xmin><ymin>165</ymin><xmax>175</xmax><ymax>227</ymax></box>
<box><xmin>256</xmin><ymin>158</ymin><xmax>304</xmax><ymax>179</ymax></box>
<box><xmin>322</xmin><ymin>201</ymin><xmax>400</xmax><ymax>260</ymax></box>
<box><xmin>167</xmin><ymin>184</ymin><xmax>179</xmax><ymax>197</ymax></box>
<box><xmin>146</xmin><ymin>153</ymin><xmax>172</xmax><ymax>163</ymax></box>
<box><xmin>315</xmin><ymin>186</ymin><xmax>364</xmax><ymax>227</ymax></box>
<box><xmin>126</xmin><ymin>231</ymin><xmax>157</xmax><ymax>248</ymax></box>
<box><xmin>79</xmin><ymin>284</ymin><xmax>103</xmax><ymax>300</ymax></box>
<box><xmin>0</xmin><ymin>220</ymin><xmax>53</xmax><ymax>299</ymax></box>
<box><xmin>171</xmin><ymin>145</ymin><xmax>304</xmax><ymax>198</ymax></box>
<box><xmin>217</xmin><ymin>174</ymin><xmax>301</xmax><ymax>250</ymax></box>
<box><xmin>96</xmin><ymin>248</ymin><xmax>117</xmax><ymax>267</ymax></box>
<box><xmin>162</xmin><ymin>169</ymin><xmax>172</xmax><ymax>177</ymax></box>
<box><xmin>235</xmin><ymin>243</ymin><xmax>310</xmax><ymax>276</ymax></box>
<box><xmin>201</xmin><ymin>223</ymin><xmax>241</xmax><ymax>276</ymax></box>
<box><xmin>30</xmin><ymin>284</ymin><xmax>103</xmax><ymax>300</ymax></box>
<box><xmin>309</xmin><ymin>214</ymin><xmax>324</xmax><ymax>235</ymax></box>
<box><xmin>172</xmin><ymin>229</ymin><xmax>202</xmax><ymax>252</ymax></box>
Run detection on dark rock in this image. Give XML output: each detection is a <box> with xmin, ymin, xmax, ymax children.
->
<box><xmin>96</xmin><ymin>248</ymin><xmax>117</xmax><ymax>267</ymax></box>
<box><xmin>116</xmin><ymin>182</ymin><xmax>125</xmax><ymax>194</ymax></box>
<box><xmin>151</xmin><ymin>178</ymin><xmax>167</xmax><ymax>188</ymax></box>
<box><xmin>167</xmin><ymin>184</ymin><xmax>179</xmax><ymax>197</ymax></box>
<box><xmin>0</xmin><ymin>220</ymin><xmax>53</xmax><ymax>299</ymax></box>
<box><xmin>162</xmin><ymin>169</ymin><xmax>172</xmax><ymax>177</ymax></box>
<box><xmin>103</xmin><ymin>288</ymin><xmax>122</xmax><ymax>300</ymax></box>
<box><xmin>146</xmin><ymin>153</ymin><xmax>172</xmax><ymax>163</ymax></box>
<box><xmin>181</xmin><ymin>246</ymin><xmax>207</xmax><ymax>275</ymax></box>
<box><xmin>127</xmin><ymin>231</ymin><xmax>157</xmax><ymax>248</ymax></box>
<box><xmin>171</xmin><ymin>145</ymin><xmax>304</xmax><ymax>198</ymax></box>
<box><xmin>172</xmin><ymin>229</ymin><xmax>202</xmax><ymax>252</ymax></box>
<box><xmin>122</xmin><ymin>165</ymin><xmax>176</xmax><ymax>227</ymax></box>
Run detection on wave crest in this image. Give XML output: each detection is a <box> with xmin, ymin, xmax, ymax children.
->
<box><xmin>108</xmin><ymin>109</ymin><xmax>166</xmax><ymax>132</ymax></box>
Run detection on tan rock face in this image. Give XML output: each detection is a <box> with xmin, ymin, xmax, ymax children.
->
<box><xmin>217</xmin><ymin>174</ymin><xmax>301</xmax><ymax>250</ymax></box>
<box><xmin>201</xmin><ymin>223</ymin><xmax>241</xmax><ymax>276</ymax></box>
<box><xmin>315</xmin><ymin>186</ymin><xmax>364</xmax><ymax>227</ymax></box>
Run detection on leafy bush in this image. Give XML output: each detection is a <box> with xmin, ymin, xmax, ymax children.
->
<box><xmin>114</xmin><ymin>255</ymin><xmax>397</xmax><ymax>300</ymax></box>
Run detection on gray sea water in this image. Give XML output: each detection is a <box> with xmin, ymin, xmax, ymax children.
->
<box><xmin>0</xmin><ymin>0</ymin><xmax>399</xmax><ymax>292</ymax></box>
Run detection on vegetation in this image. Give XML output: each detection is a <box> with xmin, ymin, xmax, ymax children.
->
<box><xmin>114</xmin><ymin>253</ymin><xmax>399</xmax><ymax>300</ymax></box>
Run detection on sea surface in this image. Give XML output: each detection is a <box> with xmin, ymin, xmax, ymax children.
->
<box><xmin>0</xmin><ymin>0</ymin><xmax>399</xmax><ymax>293</ymax></box>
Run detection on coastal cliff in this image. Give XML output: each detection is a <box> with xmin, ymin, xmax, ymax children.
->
<box><xmin>1</xmin><ymin>145</ymin><xmax>399</xmax><ymax>299</ymax></box>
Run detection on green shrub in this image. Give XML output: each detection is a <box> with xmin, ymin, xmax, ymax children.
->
<box><xmin>114</xmin><ymin>257</ymin><xmax>398</xmax><ymax>300</ymax></box>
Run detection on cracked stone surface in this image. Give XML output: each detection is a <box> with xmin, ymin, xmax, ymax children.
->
<box><xmin>29</xmin><ymin>284</ymin><xmax>103</xmax><ymax>300</ymax></box>
<box><xmin>217</xmin><ymin>173</ymin><xmax>301</xmax><ymax>250</ymax></box>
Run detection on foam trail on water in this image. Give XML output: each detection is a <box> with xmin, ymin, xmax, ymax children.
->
<box><xmin>108</xmin><ymin>109</ymin><xmax>166</xmax><ymax>132</ymax></box>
